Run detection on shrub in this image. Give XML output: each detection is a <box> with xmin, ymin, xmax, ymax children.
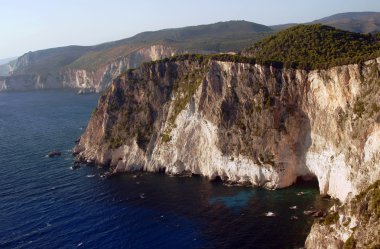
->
<box><xmin>322</xmin><ymin>212</ymin><xmax>339</xmax><ymax>225</ymax></box>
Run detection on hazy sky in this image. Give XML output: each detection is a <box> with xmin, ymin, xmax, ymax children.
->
<box><xmin>1</xmin><ymin>0</ymin><xmax>379</xmax><ymax>58</ymax></box>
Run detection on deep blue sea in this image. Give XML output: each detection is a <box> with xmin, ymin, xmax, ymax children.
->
<box><xmin>0</xmin><ymin>90</ymin><xmax>330</xmax><ymax>249</ymax></box>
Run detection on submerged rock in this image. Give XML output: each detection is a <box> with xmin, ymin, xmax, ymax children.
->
<box><xmin>71</xmin><ymin>162</ymin><xmax>81</xmax><ymax>170</ymax></box>
<box><xmin>48</xmin><ymin>151</ymin><xmax>61</xmax><ymax>158</ymax></box>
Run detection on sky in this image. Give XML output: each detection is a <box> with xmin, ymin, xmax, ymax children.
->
<box><xmin>0</xmin><ymin>0</ymin><xmax>380</xmax><ymax>59</ymax></box>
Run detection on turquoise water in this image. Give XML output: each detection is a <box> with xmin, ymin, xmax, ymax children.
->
<box><xmin>0</xmin><ymin>90</ymin><xmax>330</xmax><ymax>248</ymax></box>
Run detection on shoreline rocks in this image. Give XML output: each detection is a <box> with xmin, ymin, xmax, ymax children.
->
<box><xmin>48</xmin><ymin>151</ymin><xmax>61</xmax><ymax>158</ymax></box>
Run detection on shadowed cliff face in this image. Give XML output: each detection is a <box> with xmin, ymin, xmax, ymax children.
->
<box><xmin>75</xmin><ymin>58</ymin><xmax>380</xmax><ymax>204</ymax></box>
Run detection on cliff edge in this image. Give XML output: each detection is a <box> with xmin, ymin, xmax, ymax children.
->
<box><xmin>74</xmin><ymin>55</ymin><xmax>380</xmax><ymax>204</ymax></box>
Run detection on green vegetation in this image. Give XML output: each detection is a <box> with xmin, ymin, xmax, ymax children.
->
<box><xmin>13</xmin><ymin>46</ymin><xmax>92</xmax><ymax>74</ymax></box>
<box><xmin>164</xmin><ymin>68</ymin><xmax>205</xmax><ymax>136</ymax></box>
<box><xmin>142</xmin><ymin>53</ymin><xmax>259</xmax><ymax>68</ymax></box>
<box><xmin>161</xmin><ymin>133</ymin><xmax>172</xmax><ymax>143</ymax></box>
<box><xmin>11</xmin><ymin>14</ymin><xmax>380</xmax><ymax>76</ymax></box>
<box><xmin>68</xmin><ymin>21</ymin><xmax>275</xmax><ymax>71</ymax></box>
<box><xmin>352</xmin><ymin>180</ymin><xmax>380</xmax><ymax>222</ymax></box>
<box><xmin>244</xmin><ymin>24</ymin><xmax>380</xmax><ymax>69</ymax></box>
<box><xmin>321</xmin><ymin>211</ymin><xmax>339</xmax><ymax>225</ymax></box>
<box><xmin>142</xmin><ymin>25</ymin><xmax>380</xmax><ymax>71</ymax></box>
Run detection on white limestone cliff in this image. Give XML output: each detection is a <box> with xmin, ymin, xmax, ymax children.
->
<box><xmin>75</xmin><ymin>58</ymin><xmax>380</xmax><ymax>204</ymax></box>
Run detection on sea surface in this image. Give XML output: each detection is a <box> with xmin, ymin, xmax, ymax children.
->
<box><xmin>0</xmin><ymin>90</ymin><xmax>331</xmax><ymax>249</ymax></box>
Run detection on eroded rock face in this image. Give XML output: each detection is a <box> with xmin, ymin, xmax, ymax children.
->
<box><xmin>0</xmin><ymin>45</ymin><xmax>184</xmax><ymax>92</ymax></box>
<box><xmin>74</xmin><ymin>57</ymin><xmax>380</xmax><ymax>203</ymax></box>
<box><xmin>306</xmin><ymin>181</ymin><xmax>380</xmax><ymax>249</ymax></box>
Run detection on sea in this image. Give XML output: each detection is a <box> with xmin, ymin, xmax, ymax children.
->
<box><xmin>0</xmin><ymin>90</ymin><xmax>331</xmax><ymax>249</ymax></box>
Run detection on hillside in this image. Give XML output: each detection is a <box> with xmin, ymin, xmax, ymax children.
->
<box><xmin>313</xmin><ymin>11</ymin><xmax>380</xmax><ymax>33</ymax></box>
<box><xmin>2</xmin><ymin>12</ymin><xmax>380</xmax><ymax>91</ymax></box>
<box><xmin>68</xmin><ymin>20</ymin><xmax>273</xmax><ymax>71</ymax></box>
<box><xmin>0</xmin><ymin>56</ymin><xmax>17</xmax><ymax>66</ymax></box>
<box><xmin>243</xmin><ymin>24</ymin><xmax>380</xmax><ymax>69</ymax></box>
<box><xmin>12</xmin><ymin>46</ymin><xmax>94</xmax><ymax>74</ymax></box>
<box><xmin>12</xmin><ymin>21</ymin><xmax>274</xmax><ymax>74</ymax></box>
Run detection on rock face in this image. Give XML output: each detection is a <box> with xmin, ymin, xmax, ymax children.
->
<box><xmin>0</xmin><ymin>45</ymin><xmax>185</xmax><ymax>92</ymax></box>
<box><xmin>74</xmin><ymin>57</ymin><xmax>380</xmax><ymax>204</ymax></box>
<box><xmin>305</xmin><ymin>180</ymin><xmax>380</xmax><ymax>249</ymax></box>
<box><xmin>61</xmin><ymin>45</ymin><xmax>185</xmax><ymax>92</ymax></box>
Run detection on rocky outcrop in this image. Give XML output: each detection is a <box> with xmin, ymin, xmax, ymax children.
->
<box><xmin>305</xmin><ymin>180</ymin><xmax>380</xmax><ymax>249</ymax></box>
<box><xmin>74</xmin><ymin>56</ymin><xmax>380</xmax><ymax>204</ymax></box>
<box><xmin>0</xmin><ymin>45</ymin><xmax>186</xmax><ymax>92</ymax></box>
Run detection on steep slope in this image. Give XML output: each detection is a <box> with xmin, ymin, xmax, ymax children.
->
<box><xmin>74</xmin><ymin>53</ymin><xmax>380</xmax><ymax>203</ymax></box>
<box><xmin>313</xmin><ymin>12</ymin><xmax>380</xmax><ymax>33</ymax></box>
<box><xmin>306</xmin><ymin>181</ymin><xmax>380</xmax><ymax>248</ymax></box>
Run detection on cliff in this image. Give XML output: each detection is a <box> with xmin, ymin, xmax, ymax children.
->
<box><xmin>306</xmin><ymin>180</ymin><xmax>380</xmax><ymax>248</ymax></box>
<box><xmin>74</xmin><ymin>56</ymin><xmax>380</xmax><ymax>205</ymax></box>
<box><xmin>61</xmin><ymin>45</ymin><xmax>186</xmax><ymax>92</ymax></box>
<box><xmin>0</xmin><ymin>45</ymin><xmax>185</xmax><ymax>92</ymax></box>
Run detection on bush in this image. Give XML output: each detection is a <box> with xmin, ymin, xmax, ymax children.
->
<box><xmin>161</xmin><ymin>133</ymin><xmax>172</xmax><ymax>143</ymax></box>
<box><xmin>322</xmin><ymin>212</ymin><xmax>339</xmax><ymax>225</ymax></box>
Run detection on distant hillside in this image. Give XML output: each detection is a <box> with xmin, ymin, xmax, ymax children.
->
<box><xmin>269</xmin><ymin>23</ymin><xmax>298</xmax><ymax>31</ymax></box>
<box><xmin>0</xmin><ymin>57</ymin><xmax>17</xmax><ymax>66</ymax></box>
<box><xmin>12</xmin><ymin>46</ymin><xmax>94</xmax><ymax>74</ymax></box>
<box><xmin>11</xmin><ymin>21</ymin><xmax>274</xmax><ymax>74</ymax></box>
<box><xmin>270</xmin><ymin>12</ymin><xmax>380</xmax><ymax>33</ymax></box>
<box><xmin>69</xmin><ymin>21</ymin><xmax>273</xmax><ymax>71</ymax></box>
<box><xmin>9</xmin><ymin>13</ymin><xmax>380</xmax><ymax>75</ymax></box>
<box><xmin>3</xmin><ymin>12</ymin><xmax>380</xmax><ymax>91</ymax></box>
<box><xmin>312</xmin><ymin>12</ymin><xmax>380</xmax><ymax>33</ymax></box>
<box><xmin>243</xmin><ymin>24</ymin><xmax>380</xmax><ymax>69</ymax></box>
